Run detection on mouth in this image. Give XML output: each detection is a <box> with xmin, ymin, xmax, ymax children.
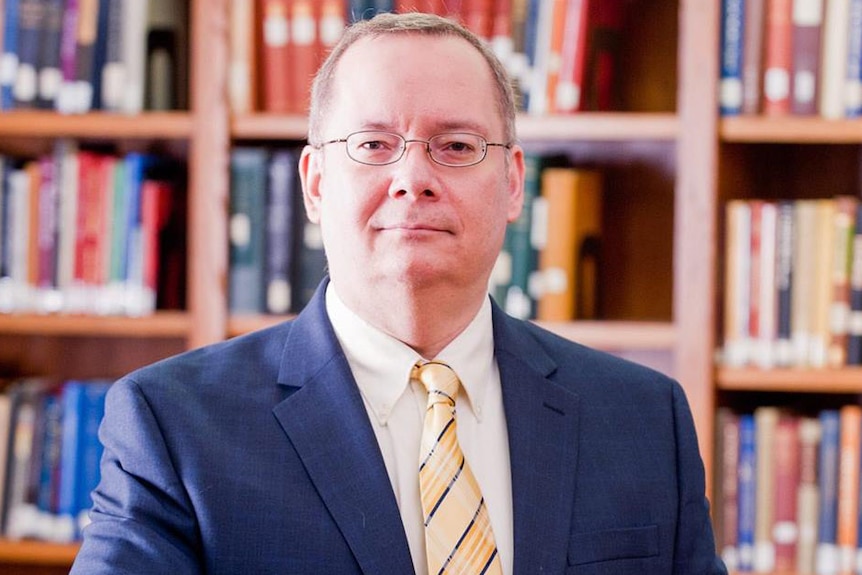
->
<box><xmin>377</xmin><ymin>222</ymin><xmax>453</xmax><ymax>235</ymax></box>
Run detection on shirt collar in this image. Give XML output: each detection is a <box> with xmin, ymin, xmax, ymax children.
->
<box><xmin>325</xmin><ymin>284</ymin><xmax>495</xmax><ymax>424</ymax></box>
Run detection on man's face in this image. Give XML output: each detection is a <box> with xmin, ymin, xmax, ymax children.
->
<box><xmin>301</xmin><ymin>33</ymin><xmax>524</xmax><ymax>299</ymax></box>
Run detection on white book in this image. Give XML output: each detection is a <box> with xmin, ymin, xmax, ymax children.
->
<box><xmin>819</xmin><ymin>0</ymin><xmax>852</xmax><ymax>118</ymax></box>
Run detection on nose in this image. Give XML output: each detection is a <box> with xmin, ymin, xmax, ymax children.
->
<box><xmin>387</xmin><ymin>141</ymin><xmax>440</xmax><ymax>200</ymax></box>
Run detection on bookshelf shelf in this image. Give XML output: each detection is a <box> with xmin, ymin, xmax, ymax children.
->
<box><xmin>717</xmin><ymin>367</ymin><xmax>862</xmax><ymax>393</ymax></box>
<box><xmin>0</xmin><ymin>312</ymin><xmax>191</xmax><ymax>338</ymax></box>
<box><xmin>230</xmin><ymin>112</ymin><xmax>680</xmax><ymax>142</ymax></box>
<box><xmin>720</xmin><ymin>116</ymin><xmax>862</xmax><ymax>143</ymax></box>
<box><xmin>0</xmin><ymin>111</ymin><xmax>194</xmax><ymax>139</ymax></box>
<box><xmin>0</xmin><ymin>539</ymin><xmax>78</xmax><ymax>566</ymax></box>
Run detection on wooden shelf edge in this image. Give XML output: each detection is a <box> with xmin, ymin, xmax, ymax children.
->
<box><xmin>536</xmin><ymin>320</ymin><xmax>676</xmax><ymax>351</ymax></box>
<box><xmin>717</xmin><ymin>366</ymin><xmax>862</xmax><ymax>393</ymax></box>
<box><xmin>0</xmin><ymin>311</ymin><xmax>191</xmax><ymax>338</ymax></box>
<box><xmin>0</xmin><ymin>539</ymin><xmax>79</xmax><ymax>566</ymax></box>
<box><xmin>517</xmin><ymin>112</ymin><xmax>679</xmax><ymax>141</ymax></box>
<box><xmin>0</xmin><ymin>111</ymin><xmax>194</xmax><ymax>139</ymax></box>
<box><xmin>231</xmin><ymin>112</ymin><xmax>679</xmax><ymax>142</ymax></box>
<box><xmin>720</xmin><ymin>116</ymin><xmax>862</xmax><ymax>143</ymax></box>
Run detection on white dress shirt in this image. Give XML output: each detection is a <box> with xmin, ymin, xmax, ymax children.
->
<box><xmin>325</xmin><ymin>284</ymin><xmax>514</xmax><ymax>575</ymax></box>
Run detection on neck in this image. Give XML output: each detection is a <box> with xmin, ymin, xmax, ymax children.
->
<box><xmin>331</xmin><ymin>278</ymin><xmax>487</xmax><ymax>359</ymax></box>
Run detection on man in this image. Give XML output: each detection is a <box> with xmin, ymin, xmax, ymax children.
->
<box><xmin>72</xmin><ymin>12</ymin><xmax>726</xmax><ymax>575</ymax></box>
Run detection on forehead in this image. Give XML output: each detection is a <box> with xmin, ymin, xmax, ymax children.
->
<box><xmin>326</xmin><ymin>33</ymin><xmax>502</xmax><ymax>135</ymax></box>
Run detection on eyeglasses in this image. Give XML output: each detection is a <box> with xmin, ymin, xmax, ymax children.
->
<box><xmin>313</xmin><ymin>131</ymin><xmax>512</xmax><ymax>167</ymax></box>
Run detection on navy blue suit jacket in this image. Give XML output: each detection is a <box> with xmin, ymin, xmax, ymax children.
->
<box><xmin>72</xmin><ymin>282</ymin><xmax>726</xmax><ymax>574</ymax></box>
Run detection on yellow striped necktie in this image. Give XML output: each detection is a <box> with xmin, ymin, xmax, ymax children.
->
<box><xmin>414</xmin><ymin>360</ymin><xmax>502</xmax><ymax>575</ymax></box>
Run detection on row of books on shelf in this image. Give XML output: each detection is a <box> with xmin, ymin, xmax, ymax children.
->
<box><xmin>489</xmin><ymin>153</ymin><xmax>602</xmax><ymax>322</ymax></box>
<box><xmin>0</xmin><ymin>143</ymin><xmax>186</xmax><ymax>317</ymax></box>
<box><xmin>229</xmin><ymin>146</ymin><xmax>326</xmax><ymax>315</ymax></box>
<box><xmin>230</xmin><ymin>0</ymin><xmax>625</xmax><ymax>116</ymax></box>
<box><xmin>714</xmin><ymin>406</ymin><xmax>862</xmax><ymax>574</ymax></box>
<box><xmin>721</xmin><ymin>197</ymin><xmax>862</xmax><ymax>369</ymax></box>
<box><xmin>0</xmin><ymin>378</ymin><xmax>109</xmax><ymax>543</ymax></box>
<box><xmin>0</xmin><ymin>0</ymin><xmax>187</xmax><ymax>114</ymax></box>
<box><xmin>719</xmin><ymin>0</ymin><xmax>862</xmax><ymax>118</ymax></box>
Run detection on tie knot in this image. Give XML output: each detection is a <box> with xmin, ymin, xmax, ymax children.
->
<box><xmin>413</xmin><ymin>361</ymin><xmax>460</xmax><ymax>405</ymax></box>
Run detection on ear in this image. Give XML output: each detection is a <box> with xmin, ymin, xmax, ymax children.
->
<box><xmin>299</xmin><ymin>145</ymin><xmax>322</xmax><ymax>224</ymax></box>
<box><xmin>505</xmin><ymin>144</ymin><xmax>526</xmax><ymax>223</ymax></box>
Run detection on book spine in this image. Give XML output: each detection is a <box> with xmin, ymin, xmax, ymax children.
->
<box><xmin>99</xmin><ymin>0</ymin><xmax>124</xmax><ymax>111</ymax></box>
<box><xmin>828</xmin><ymin>196</ymin><xmax>857</xmax><ymax>366</ymax></box>
<box><xmin>820</xmin><ymin>0</ymin><xmax>852</xmax><ymax>118</ymax></box>
<box><xmin>36</xmin><ymin>0</ymin><xmax>64</xmax><ymax>109</ymax></box>
<box><xmin>289</xmin><ymin>0</ymin><xmax>317</xmax><ymax>115</ymax></box>
<box><xmin>837</xmin><ymin>405</ymin><xmax>861</xmax><ymax>574</ymax></box>
<box><xmin>119</xmin><ymin>0</ymin><xmax>147</xmax><ymax>114</ymax></box>
<box><xmin>742</xmin><ymin>0</ymin><xmax>767</xmax><ymax>114</ymax></box>
<box><xmin>772</xmin><ymin>414</ymin><xmax>800</xmax><ymax>571</ymax></box>
<box><xmin>261</xmin><ymin>0</ymin><xmax>291</xmax><ymax>113</ymax></box>
<box><xmin>792</xmin><ymin>200</ymin><xmax>817</xmax><ymax>366</ymax></box>
<box><xmin>847</xmin><ymin>202</ymin><xmax>862</xmax><ymax>364</ymax></box>
<box><xmin>0</xmin><ymin>0</ymin><xmax>21</xmax><ymax>110</ymax></box>
<box><xmin>791</xmin><ymin>0</ymin><xmax>824</xmax><ymax>114</ymax></box>
<box><xmin>846</xmin><ymin>0</ymin><xmax>862</xmax><ymax>116</ymax></box>
<box><xmin>720</xmin><ymin>0</ymin><xmax>745</xmax><ymax>115</ymax></box>
<box><xmin>754</xmin><ymin>406</ymin><xmax>779</xmax><ymax>572</ymax></box>
<box><xmin>264</xmin><ymin>150</ymin><xmax>297</xmax><ymax>315</ymax></box>
<box><xmin>796</xmin><ymin>417</ymin><xmax>821</xmax><ymax>574</ymax></box>
<box><xmin>12</xmin><ymin>0</ymin><xmax>42</xmax><ymax>108</ymax></box>
<box><xmin>737</xmin><ymin>413</ymin><xmax>757</xmax><ymax>572</ymax></box>
<box><xmin>811</xmin><ymin>199</ymin><xmax>836</xmax><ymax>367</ymax></box>
<box><xmin>56</xmin><ymin>0</ymin><xmax>78</xmax><ymax>113</ymax></box>
<box><xmin>817</xmin><ymin>410</ymin><xmax>840</xmax><ymax>574</ymax></box>
<box><xmin>504</xmin><ymin>152</ymin><xmax>541</xmax><ymax>320</ymax></box>
<box><xmin>775</xmin><ymin>200</ymin><xmax>794</xmax><ymax>366</ymax></box>
<box><xmin>763</xmin><ymin>0</ymin><xmax>794</xmax><ymax>115</ymax></box>
<box><xmin>717</xmin><ymin>408</ymin><xmax>740</xmax><ymax>572</ymax></box>
<box><xmin>553</xmin><ymin>0</ymin><xmax>589</xmax><ymax>113</ymax></box>
<box><xmin>755</xmin><ymin>201</ymin><xmax>778</xmax><ymax>368</ymax></box>
<box><xmin>229</xmin><ymin>148</ymin><xmax>268</xmax><ymax>314</ymax></box>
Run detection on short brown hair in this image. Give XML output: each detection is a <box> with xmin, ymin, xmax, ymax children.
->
<box><xmin>307</xmin><ymin>12</ymin><xmax>517</xmax><ymax>145</ymax></box>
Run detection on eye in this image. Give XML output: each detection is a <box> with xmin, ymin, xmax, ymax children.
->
<box><xmin>438</xmin><ymin>138</ymin><xmax>476</xmax><ymax>154</ymax></box>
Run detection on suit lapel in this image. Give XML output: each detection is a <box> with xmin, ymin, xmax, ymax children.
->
<box><xmin>271</xmin><ymin>284</ymin><xmax>414</xmax><ymax>575</ymax></box>
<box><xmin>493</xmin><ymin>307</ymin><xmax>580</xmax><ymax>574</ymax></box>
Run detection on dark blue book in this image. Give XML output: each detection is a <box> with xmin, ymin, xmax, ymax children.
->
<box><xmin>76</xmin><ymin>381</ymin><xmax>109</xmax><ymax>538</ymax></box>
<box><xmin>12</xmin><ymin>0</ymin><xmax>43</xmax><ymax>108</ymax></box>
<box><xmin>846</xmin><ymin>0</ymin><xmax>862</xmax><ymax>116</ymax></box>
<box><xmin>89</xmin><ymin>0</ymin><xmax>111</xmax><ymax>110</ymax></box>
<box><xmin>264</xmin><ymin>150</ymin><xmax>297</xmax><ymax>315</ymax></box>
<box><xmin>736</xmin><ymin>413</ymin><xmax>756</xmax><ymax>572</ymax></box>
<box><xmin>719</xmin><ymin>0</ymin><xmax>744</xmax><ymax>115</ymax></box>
<box><xmin>229</xmin><ymin>148</ymin><xmax>268</xmax><ymax>314</ymax></box>
<box><xmin>817</xmin><ymin>410</ymin><xmax>840</xmax><ymax>572</ymax></box>
<box><xmin>775</xmin><ymin>201</ymin><xmax>794</xmax><ymax>366</ymax></box>
<box><xmin>0</xmin><ymin>0</ymin><xmax>20</xmax><ymax>109</ymax></box>
<box><xmin>35</xmin><ymin>0</ymin><xmax>63</xmax><ymax>109</ymax></box>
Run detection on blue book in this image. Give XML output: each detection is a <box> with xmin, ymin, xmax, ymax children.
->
<box><xmin>76</xmin><ymin>381</ymin><xmax>109</xmax><ymax>536</ymax></box>
<box><xmin>123</xmin><ymin>152</ymin><xmax>155</xmax><ymax>315</ymax></box>
<box><xmin>719</xmin><ymin>0</ymin><xmax>745</xmax><ymax>115</ymax></box>
<box><xmin>817</xmin><ymin>410</ymin><xmax>840</xmax><ymax>572</ymax></box>
<box><xmin>265</xmin><ymin>150</ymin><xmax>297</xmax><ymax>315</ymax></box>
<box><xmin>12</xmin><ymin>0</ymin><xmax>43</xmax><ymax>108</ymax></box>
<box><xmin>229</xmin><ymin>148</ymin><xmax>268</xmax><ymax>314</ymax></box>
<box><xmin>847</xmin><ymin>0</ymin><xmax>862</xmax><ymax>116</ymax></box>
<box><xmin>519</xmin><ymin>0</ymin><xmax>541</xmax><ymax>112</ymax></box>
<box><xmin>57</xmin><ymin>381</ymin><xmax>87</xmax><ymax>542</ymax></box>
<box><xmin>736</xmin><ymin>413</ymin><xmax>756</xmax><ymax>572</ymax></box>
<box><xmin>0</xmin><ymin>0</ymin><xmax>20</xmax><ymax>109</ymax></box>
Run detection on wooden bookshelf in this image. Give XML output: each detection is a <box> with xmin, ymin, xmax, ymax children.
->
<box><xmin>0</xmin><ymin>312</ymin><xmax>191</xmax><ymax>338</ymax></box>
<box><xmin>0</xmin><ymin>540</ymin><xmax>79</xmax><ymax>566</ymax></box>
<box><xmin>0</xmin><ymin>111</ymin><xmax>194</xmax><ymax>139</ymax></box>
<box><xmin>721</xmin><ymin>116</ymin><xmax>862</xmax><ymax>143</ymax></box>
<box><xmin>718</xmin><ymin>368</ymin><xmax>862</xmax><ymax>393</ymax></box>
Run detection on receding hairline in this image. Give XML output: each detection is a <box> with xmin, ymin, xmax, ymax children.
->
<box><xmin>307</xmin><ymin>12</ymin><xmax>517</xmax><ymax>145</ymax></box>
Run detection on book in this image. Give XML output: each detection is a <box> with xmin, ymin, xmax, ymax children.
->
<box><xmin>837</xmin><ymin>405</ymin><xmax>861</xmax><ymax>574</ymax></box>
<box><xmin>737</xmin><ymin>413</ymin><xmax>757</xmax><ymax>572</ymax></box>
<box><xmin>754</xmin><ymin>201</ymin><xmax>778</xmax><ymax>368</ymax></box>
<box><xmin>762</xmin><ymin>0</ymin><xmax>793</xmax><ymax>115</ymax></box>
<box><xmin>811</xmin><ymin>199</ymin><xmax>836</xmax><ymax>367</ymax></box>
<box><xmin>719</xmin><ymin>0</ymin><xmax>745</xmax><ymax>115</ymax></box>
<box><xmin>772</xmin><ymin>414</ymin><xmax>800</xmax><ymax>571</ymax></box>
<box><xmin>827</xmin><ymin>196</ymin><xmax>856</xmax><ymax>366</ymax></box>
<box><xmin>119</xmin><ymin>0</ymin><xmax>149</xmax><ymax>114</ymax></box>
<box><xmin>754</xmin><ymin>406</ymin><xmax>779</xmax><ymax>572</ymax></box>
<box><xmin>71</xmin><ymin>0</ymin><xmax>101</xmax><ymax>113</ymax></box>
<box><xmin>264</xmin><ymin>149</ymin><xmax>297</xmax><ymax>315</ymax></box>
<box><xmin>723</xmin><ymin>200</ymin><xmax>752</xmax><ymax>367</ymax></box>
<box><xmin>742</xmin><ymin>0</ymin><xmax>767</xmax><ymax>114</ymax></box>
<box><xmin>145</xmin><ymin>0</ymin><xmax>187</xmax><ymax>111</ymax></box>
<box><xmin>99</xmin><ymin>0</ymin><xmax>125</xmax><ymax>111</ymax></box>
<box><xmin>847</xmin><ymin>0</ymin><xmax>862</xmax><ymax>115</ymax></box>
<box><xmin>847</xmin><ymin>202</ymin><xmax>862</xmax><ymax>364</ymax></box>
<box><xmin>536</xmin><ymin>168</ymin><xmax>602</xmax><ymax>322</ymax></box>
<box><xmin>55</xmin><ymin>0</ymin><xmax>78</xmax><ymax>113</ymax></box>
<box><xmin>229</xmin><ymin>147</ymin><xmax>268</xmax><ymax>314</ymax></box>
<box><xmin>791</xmin><ymin>0</ymin><xmax>824</xmax><ymax>115</ymax></box>
<box><xmin>0</xmin><ymin>0</ymin><xmax>20</xmax><ymax>110</ymax></box>
<box><xmin>792</xmin><ymin>200</ymin><xmax>817</xmax><ymax>366</ymax></box>
<box><xmin>553</xmin><ymin>0</ymin><xmax>590</xmax><ymax>113</ymax></box>
<box><xmin>12</xmin><ymin>0</ymin><xmax>43</xmax><ymax>108</ymax></box>
<box><xmin>582</xmin><ymin>0</ymin><xmax>624</xmax><ymax>111</ymax></box>
<box><xmin>819</xmin><ymin>0</ymin><xmax>851</xmax><ymax>118</ymax></box>
<box><xmin>716</xmin><ymin>408</ymin><xmax>740</xmax><ymax>572</ymax></box>
<box><xmin>260</xmin><ymin>0</ymin><xmax>291</xmax><ymax>112</ymax></box>
<box><xmin>816</xmin><ymin>410</ymin><xmax>840</xmax><ymax>574</ymax></box>
<box><xmin>775</xmin><ymin>200</ymin><xmax>794</xmax><ymax>366</ymax></box>
<box><xmin>796</xmin><ymin>417</ymin><xmax>821</xmax><ymax>574</ymax></box>
<box><xmin>229</xmin><ymin>0</ymin><xmax>257</xmax><ymax>114</ymax></box>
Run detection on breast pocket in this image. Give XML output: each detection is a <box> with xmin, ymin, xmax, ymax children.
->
<box><xmin>568</xmin><ymin>524</ymin><xmax>659</xmax><ymax>568</ymax></box>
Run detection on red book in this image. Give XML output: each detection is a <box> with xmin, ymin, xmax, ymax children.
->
<box><xmin>553</xmin><ymin>0</ymin><xmax>590</xmax><ymax>113</ymax></box>
<box><xmin>290</xmin><ymin>0</ymin><xmax>317</xmax><ymax>114</ymax></box>
<box><xmin>260</xmin><ymin>0</ymin><xmax>292</xmax><ymax>112</ymax></box>
<box><xmin>73</xmin><ymin>152</ymin><xmax>108</xmax><ymax>297</ymax></box>
<box><xmin>742</xmin><ymin>0</ymin><xmax>766</xmax><ymax>114</ymax></box>
<box><xmin>140</xmin><ymin>179</ymin><xmax>173</xmax><ymax>313</ymax></box>
<box><xmin>790</xmin><ymin>0</ymin><xmax>824</xmax><ymax>114</ymax></box>
<box><xmin>763</xmin><ymin>0</ymin><xmax>793</xmax><ymax>115</ymax></box>
<box><xmin>772</xmin><ymin>415</ymin><xmax>799</xmax><ymax>572</ymax></box>
<box><xmin>584</xmin><ymin>0</ymin><xmax>624</xmax><ymax>111</ymax></box>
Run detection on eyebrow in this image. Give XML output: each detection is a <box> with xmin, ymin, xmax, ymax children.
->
<box><xmin>354</xmin><ymin>120</ymin><xmax>494</xmax><ymax>136</ymax></box>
